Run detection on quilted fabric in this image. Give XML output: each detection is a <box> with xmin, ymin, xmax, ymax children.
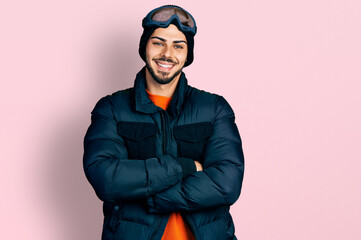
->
<box><xmin>83</xmin><ymin>68</ymin><xmax>244</xmax><ymax>240</ymax></box>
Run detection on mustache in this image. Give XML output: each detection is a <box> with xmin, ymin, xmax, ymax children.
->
<box><xmin>154</xmin><ymin>57</ymin><xmax>177</xmax><ymax>64</ymax></box>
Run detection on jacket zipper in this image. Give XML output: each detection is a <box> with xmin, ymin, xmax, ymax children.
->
<box><xmin>183</xmin><ymin>214</ymin><xmax>197</xmax><ymax>239</ymax></box>
<box><xmin>161</xmin><ymin>112</ymin><xmax>197</xmax><ymax>239</ymax></box>
<box><xmin>150</xmin><ymin>216</ymin><xmax>162</xmax><ymax>240</ymax></box>
<box><xmin>150</xmin><ymin>111</ymin><xmax>169</xmax><ymax>240</ymax></box>
<box><xmin>160</xmin><ymin>111</ymin><xmax>169</xmax><ymax>155</ymax></box>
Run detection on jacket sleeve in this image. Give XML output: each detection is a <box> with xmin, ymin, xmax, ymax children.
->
<box><xmin>83</xmin><ymin>96</ymin><xmax>183</xmax><ymax>202</ymax></box>
<box><xmin>147</xmin><ymin>96</ymin><xmax>244</xmax><ymax>213</ymax></box>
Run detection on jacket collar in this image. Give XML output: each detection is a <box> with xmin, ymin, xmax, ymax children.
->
<box><xmin>134</xmin><ymin>67</ymin><xmax>188</xmax><ymax>116</ymax></box>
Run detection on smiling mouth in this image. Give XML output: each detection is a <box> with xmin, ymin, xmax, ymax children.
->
<box><xmin>155</xmin><ymin>60</ymin><xmax>175</xmax><ymax>71</ymax></box>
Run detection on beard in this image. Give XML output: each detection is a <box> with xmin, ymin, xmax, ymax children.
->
<box><xmin>145</xmin><ymin>57</ymin><xmax>184</xmax><ymax>85</ymax></box>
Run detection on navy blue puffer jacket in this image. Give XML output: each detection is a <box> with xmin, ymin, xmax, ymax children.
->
<box><xmin>83</xmin><ymin>68</ymin><xmax>244</xmax><ymax>240</ymax></box>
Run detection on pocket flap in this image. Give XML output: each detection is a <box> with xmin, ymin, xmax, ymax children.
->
<box><xmin>174</xmin><ymin>122</ymin><xmax>212</xmax><ymax>142</ymax></box>
<box><xmin>117</xmin><ymin>122</ymin><xmax>157</xmax><ymax>141</ymax></box>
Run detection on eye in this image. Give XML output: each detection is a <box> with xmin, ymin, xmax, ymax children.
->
<box><xmin>174</xmin><ymin>45</ymin><xmax>184</xmax><ymax>49</ymax></box>
<box><xmin>153</xmin><ymin>42</ymin><xmax>163</xmax><ymax>46</ymax></box>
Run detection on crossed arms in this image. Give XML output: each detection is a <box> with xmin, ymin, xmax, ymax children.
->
<box><xmin>83</xmin><ymin>96</ymin><xmax>244</xmax><ymax>213</ymax></box>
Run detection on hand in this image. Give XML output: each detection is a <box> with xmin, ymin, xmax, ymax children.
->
<box><xmin>194</xmin><ymin>161</ymin><xmax>203</xmax><ymax>171</ymax></box>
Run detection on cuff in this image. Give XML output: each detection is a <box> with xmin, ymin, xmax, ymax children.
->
<box><xmin>177</xmin><ymin>157</ymin><xmax>196</xmax><ymax>178</ymax></box>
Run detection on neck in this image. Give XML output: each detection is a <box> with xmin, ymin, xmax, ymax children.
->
<box><xmin>145</xmin><ymin>69</ymin><xmax>181</xmax><ymax>97</ymax></box>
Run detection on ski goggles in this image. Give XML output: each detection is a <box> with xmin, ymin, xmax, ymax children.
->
<box><xmin>142</xmin><ymin>5</ymin><xmax>197</xmax><ymax>36</ymax></box>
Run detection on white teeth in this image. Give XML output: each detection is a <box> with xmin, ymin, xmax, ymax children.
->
<box><xmin>158</xmin><ymin>63</ymin><xmax>173</xmax><ymax>68</ymax></box>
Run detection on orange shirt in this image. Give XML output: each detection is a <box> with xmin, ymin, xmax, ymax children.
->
<box><xmin>146</xmin><ymin>89</ymin><xmax>172</xmax><ymax>110</ymax></box>
<box><xmin>147</xmin><ymin>89</ymin><xmax>195</xmax><ymax>240</ymax></box>
<box><xmin>161</xmin><ymin>212</ymin><xmax>195</xmax><ymax>240</ymax></box>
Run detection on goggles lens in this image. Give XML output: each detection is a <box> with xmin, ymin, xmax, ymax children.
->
<box><xmin>151</xmin><ymin>7</ymin><xmax>195</xmax><ymax>28</ymax></box>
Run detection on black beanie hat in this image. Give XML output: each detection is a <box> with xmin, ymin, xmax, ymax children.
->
<box><xmin>138</xmin><ymin>7</ymin><xmax>195</xmax><ymax>67</ymax></box>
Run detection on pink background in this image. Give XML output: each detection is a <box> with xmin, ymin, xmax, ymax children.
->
<box><xmin>1</xmin><ymin>0</ymin><xmax>361</xmax><ymax>239</ymax></box>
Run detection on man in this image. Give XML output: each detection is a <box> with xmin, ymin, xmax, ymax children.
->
<box><xmin>83</xmin><ymin>5</ymin><xmax>244</xmax><ymax>240</ymax></box>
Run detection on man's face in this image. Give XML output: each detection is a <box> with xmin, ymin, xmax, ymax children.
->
<box><xmin>145</xmin><ymin>24</ymin><xmax>188</xmax><ymax>85</ymax></box>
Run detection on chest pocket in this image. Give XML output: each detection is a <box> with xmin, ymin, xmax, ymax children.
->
<box><xmin>173</xmin><ymin>122</ymin><xmax>212</xmax><ymax>162</ymax></box>
<box><xmin>117</xmin><ymin>121</ymin><xmax>157</xmax><ymax>160</ymax></box>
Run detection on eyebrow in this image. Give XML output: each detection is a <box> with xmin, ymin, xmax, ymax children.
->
<box><xmin>150</xmin><ymin>37</ymin><xmax>187</xmax><ymax>44</ymax></box>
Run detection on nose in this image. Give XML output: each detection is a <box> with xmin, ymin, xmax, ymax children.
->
<box><xmin>161</xmin><ymin>44</ymin><xmax>172</xmax><ymax>58</ymax></box>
